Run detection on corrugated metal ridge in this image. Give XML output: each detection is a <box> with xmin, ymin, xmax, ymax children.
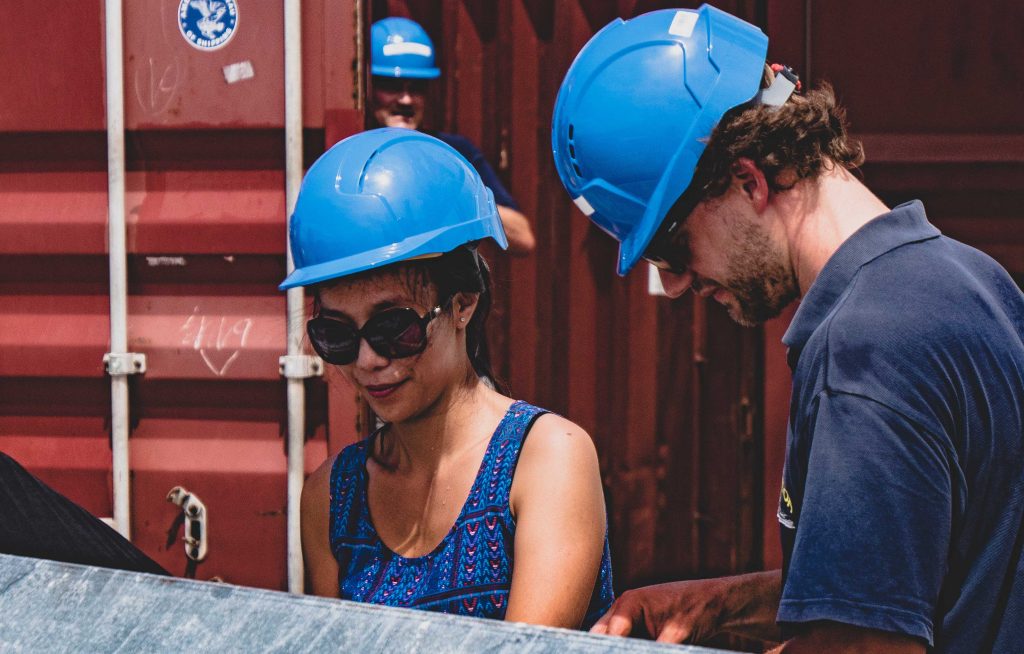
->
<box><xmin>0</xmin><ymin>554</ymin><xmax>734</xmax><ymax>653</ymax></box>
<box><xmin>0</xmin><ymin>295</ymin><xmax>286</xmax><ymax>379</ymax></box>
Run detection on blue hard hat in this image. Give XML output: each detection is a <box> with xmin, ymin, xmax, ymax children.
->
<box><xmin>552</xmin><ymin>5</ymin><xmax>768</xmax><ymax>275</ymax></box>
<box><xmin>371</xmin><ymin>17</ymin><xmax>441</xmax><ymax>79</ymax></box>
<box><xmin>279</xmin><ymin>128</ymin><xmax>507</xmax><ymax>290</ymax></box>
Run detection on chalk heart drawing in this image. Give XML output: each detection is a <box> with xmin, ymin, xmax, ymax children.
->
<box><xmin>180</xmin><ymin>307</ymin><xmax>254</xmax><ymax>376</ymax></box>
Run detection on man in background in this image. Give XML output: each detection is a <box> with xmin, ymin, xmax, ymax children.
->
<box><xmin>370</xmin><ymin>17</ymin><xmax>535</xmax><ymax>255</ymax></box>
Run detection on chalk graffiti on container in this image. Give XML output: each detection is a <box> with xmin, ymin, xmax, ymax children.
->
<box><xmin>180</xmin><ymin>306</ymin><xmax>253</xmax><ymax>376</ymax></box>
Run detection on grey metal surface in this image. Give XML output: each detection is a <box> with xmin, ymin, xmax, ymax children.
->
<box><xmin>0</xmin><ymin>554</ymin><xmax>734</xmax><ymax>653</ymax></box>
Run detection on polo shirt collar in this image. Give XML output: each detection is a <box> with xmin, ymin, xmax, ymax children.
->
<box><xmin>782</xmin><ymin>200</ymin><xmax>941</xmax><ymax>364</ymax></box>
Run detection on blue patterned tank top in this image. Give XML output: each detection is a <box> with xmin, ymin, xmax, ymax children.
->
<box><xmin>328</xmin><ymin>400</ymin><xmax>614</xmax><ymax>627</ymax></box>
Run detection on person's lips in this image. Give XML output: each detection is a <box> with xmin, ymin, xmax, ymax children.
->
<box><xmin>364</xmin><ymin>380</ymin><xmax>408</xmax><ymax>399</ymax></box>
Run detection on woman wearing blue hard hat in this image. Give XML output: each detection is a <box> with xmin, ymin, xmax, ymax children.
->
<box><xmin>284</xmin><ymin>128</ymin><xmax>613</xmax><ymax>628</ymax></box>
<box><xmin>368</xmin><ymin>16</ymin><xmax>536</xmax><ymax>255</ymax></box>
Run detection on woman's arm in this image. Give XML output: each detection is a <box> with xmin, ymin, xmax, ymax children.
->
<box><xmin>300</xmin><ymin>456</ymin><xmax>340</xmax><ymax>598</ymax></box>
<box><xmin>505</xmin><ymin>414</ymin><xmax>607</xmax><ymax>628</ymax></box>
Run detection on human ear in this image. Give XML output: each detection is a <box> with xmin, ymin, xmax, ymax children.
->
<box><xmin>731</xmin><ymin>157</ymin><xmax>769</xmax><ymax>212</ymax></box>
<box><xmin>452</xmin><ymin>292</ymin><xmax>480</xmax><ymax>329</ymax></box>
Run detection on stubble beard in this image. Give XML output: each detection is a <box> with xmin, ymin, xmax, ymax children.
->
<box><xmin>723</xmin><ymin>225</ymin><xmax>799</xmax><ymax>327</ymax></box>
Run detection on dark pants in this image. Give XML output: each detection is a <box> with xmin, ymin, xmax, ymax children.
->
<box><xmin>0</xmin><ymin>452</ymin><xmax>167</xmax><ymax>575</ymax></box>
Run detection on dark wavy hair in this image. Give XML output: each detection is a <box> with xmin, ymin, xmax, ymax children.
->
<box><xmin>687</xmin><ymin>65</ymin><xmax>865</xmax><ymax>203</ymax></box>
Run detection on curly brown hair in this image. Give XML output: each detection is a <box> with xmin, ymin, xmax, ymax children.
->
<box><xmin>689</xmin><ymin>65</ymin><xmax>865</xmax><ymax>202</ymax></box>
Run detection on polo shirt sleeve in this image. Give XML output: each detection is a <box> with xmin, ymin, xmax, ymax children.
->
<box><xmin>778</xmin><ymin>390</ymin><xmax>952</xmax><ymax>645</ymax></box>
<box><xmin>436</xmin><ymin>133</ymin><xmax>521</xmax><ymax>210</ymax></box>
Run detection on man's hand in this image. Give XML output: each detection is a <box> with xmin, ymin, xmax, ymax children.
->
<box><xmin>590</xmin><ymin>579</ymin><xmax>726</xmax><ymax>643</ymax></box>
<box><xmin>590</xmin><ymin>570</ymin><xmax>782</xmax><ymax>644</ymax></box>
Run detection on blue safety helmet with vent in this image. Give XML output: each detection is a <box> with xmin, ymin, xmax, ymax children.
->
<box><xmin>552</xmin><ymin>5</ymin><xmax>770</xmax><ymax>275</ymax></box>
<box><xmin>371</xmin><ymin>17</ymin><xmax>441</xmax><ymax>79</ymax></box>
<box><xmin>279</xmin><ymin>128</ymin><xmax>507</xmax><ymax>290</ymax></box>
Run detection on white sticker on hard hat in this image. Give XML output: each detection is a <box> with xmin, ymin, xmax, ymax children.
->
<box><xmin>383</xmin><ymin>42</ymin><xmax>433</xmax><ymax>58</ymax></box>
<box><xmin>668</xmin><ymin>11</ymin><xmax>698</xmax><ymax>38</ymax></box>
<box><xmin>756</xmin><ymin>72</ymin><xmax>797</xmax><ymax>107</ymax></box>
<box><xmin>573</xmin><ymin>195</ymin><xmax>595</xmax><ymax>216</ymax></box>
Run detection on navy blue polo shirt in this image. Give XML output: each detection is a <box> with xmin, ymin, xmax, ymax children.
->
<box><xmin>431</xmin><ymin>132</ymin><xmax>521</xmax><ymax>211</ymax></box>
<box><xmin>777</xmin><ymin>201</ymin><xmax>1024</xmax><ymax>651</ymax></box>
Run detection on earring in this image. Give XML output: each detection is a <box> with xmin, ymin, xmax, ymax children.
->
<box><xmin>459</xmin><ymin>317</ymin><xmax>466</xmax><ymax>322</ymax></box>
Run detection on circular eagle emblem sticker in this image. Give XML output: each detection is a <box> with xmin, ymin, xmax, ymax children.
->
<box><xmin>178</xmin><ymin>0</ymin><xmax>238</xmax><ymax>51</ymax></box>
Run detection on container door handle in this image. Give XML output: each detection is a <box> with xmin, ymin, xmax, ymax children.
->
<box><xmin>166</xmin><ymin>486</ymin><xmax>209</xmax><ymax>576</ymax></box>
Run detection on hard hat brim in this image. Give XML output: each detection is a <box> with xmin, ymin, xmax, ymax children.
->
<box><xmin>279</xmin><ymin>215</ymin><xmax>507</xmax><ymax>291</ymax></box>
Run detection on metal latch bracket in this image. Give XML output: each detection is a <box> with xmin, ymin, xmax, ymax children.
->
<box><xmin>279</xmin><ymin>354</ymin><xmax>323</xmax><ymax>379</ymax></box>
<box><xmin>103</xmin><ymin>352</ymin><xmax>147</xmax><ymax>376</ymax></box>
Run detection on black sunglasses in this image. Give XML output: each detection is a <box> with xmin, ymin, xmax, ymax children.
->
<box><xmin>643</xmin><ymin>216</ymin><xmax>688</xmax><ymax>273</ymax></box>
<box><xmin>373</xmin><ymin>76</ymin><xmax>430</xmax><ymax>95</ymax></box>
<box><xmin>641</xmin><ymin>185</ymin><xmax>702</xmax><ymax>273</ymax></box>
<box><xmin>307</xmin><ymin>305</ymin><xmax>443</xmax><ymax>365</ymax></box>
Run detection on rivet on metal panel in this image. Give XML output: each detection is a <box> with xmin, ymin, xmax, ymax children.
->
<box><xmin>103</xmin><ymin>352</ymin><xmax>147</xmax><ymax>376</ymax></box>
<box><xmin>738</xmin><ymin>397</ymin><xmax>755</xmax><ymax>443</ymax></box>
<box><xmin>279</xmin><ymin>354</ymin><xmax>323</xmax><ymax>379</ymax></box>
<box><xmin>498</xmin><ymin>127</ymin><xmax>510</xmax><ymax>171</ymax></box>
<box><xmin>655</xmin><ymin>444</ymin><xmax>670</xmax><ymax>480</ymax></box>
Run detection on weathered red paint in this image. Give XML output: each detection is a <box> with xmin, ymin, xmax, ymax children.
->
<box><xmin>0</xmin><ymin>0</ymin><xmax>360</xmax><ymax>590</ymax></box>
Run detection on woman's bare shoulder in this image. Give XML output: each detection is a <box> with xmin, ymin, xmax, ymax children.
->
<box><xmin>511</xmin><ymin>411</ymin><xmax>601</xmax><ymax>505</ymax></box>
<box><xmin>508</xmin><ymin>409</ymin><xmax>606</xmax><ymax>532</ymax></box>
<box><xmin>521</xmin><ymin>412</ymin><xmax>598</xmax><ymax>462</ymax></box>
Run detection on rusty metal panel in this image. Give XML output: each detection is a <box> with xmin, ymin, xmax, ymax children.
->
<box><xmin>760</xmin><ymin>307</ymin><xmax>795</xmax><ymax>572</ymax></box>
<box><xmin>122</xmin><ymin>0</ymin><xmax>332</xmax><ymax>128</ymax></box>
<box><xmin>0</xmin><ymin>1</ymin><xmax>341</xmax><ymax>131</ymax></box>
<box><xmin>1</xmin><ymin>0</ymin><xmax>361</xmax><ymax>591</ymax></box>
<box><xmin>791</xmin><ymin>0</ymin><xmax>1024</xmax><ymax>278</ymax></box>
<box><xmin>0</xmin><ymin>3</ymin><xmax>106</xmax><ymax>131</ymax></box>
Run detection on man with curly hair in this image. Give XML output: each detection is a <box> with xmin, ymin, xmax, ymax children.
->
<box><xmin>553</xmin><ymin>6</ymin><xmax>1024</xmax><ymax>654</ymax></box>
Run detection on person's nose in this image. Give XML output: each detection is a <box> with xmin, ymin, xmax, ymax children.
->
<box><xmin>354</xmin><ymin>337</ymin><xmax>388</xmax><ymax>370</ymax></box>
<box><xmin>658</xmin><ymin>268</ymin><xmax>694</xmax><ymax>299</ymax></box>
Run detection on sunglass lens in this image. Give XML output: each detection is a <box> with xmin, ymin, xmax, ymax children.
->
<box><xmin>643</xmin><ymin>225</ymin><xmax>689</xmax><ymax>273</ymax></box>
<box><xmin>365</xmin><ymin>309</ymin><xmax>426</xmax><ymax>359</ymax></box>
<box><xmin>307</xmin><ymin>318</ymin><xmax>359</xmax><ymax>365</ymax></box>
